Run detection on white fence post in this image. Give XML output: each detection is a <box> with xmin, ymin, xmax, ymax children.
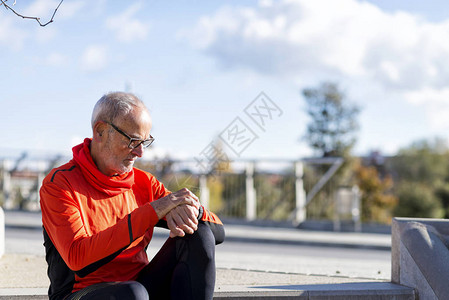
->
<box><xmin>294</xmin><ymin>161</ymin><xmax>306</xmax><ymax>225</ymax></box>
<box><xmin>246</xmin><ymin>162</ymin><xmax>256</xmax><ymax>221</ymax></box>
<box><xmin>352</xmin><ymin>185</ymin><xmax>361</xmax><ymax>232</ymax></box>
<box><xmin>334</xmin><ymin>186</ymin><xmax>361</xmax><ymax>232</ymax></box>
<box><xmin>2</xmin><ymin>160</ymin><xmax>11</xmax><ymax>209</ymax></box>
<box><xmin>333</xmin><ymin>189</ymin><xmax>342</xmax><ymax>232</ymax></box>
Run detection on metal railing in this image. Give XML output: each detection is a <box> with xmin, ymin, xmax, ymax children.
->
<box><xmin>0</xmin><ymin>156</ymin><xmax>360</xmax><ymax>227</ymax></box>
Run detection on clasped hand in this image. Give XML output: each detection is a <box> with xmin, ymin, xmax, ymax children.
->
<box><xmin>167</xmin><ymin>204</ymin><xmax>199</xmax><ymax>238</ymax></box>
<box><xmin>152</xmin><ymin>188</ymin><xmax>200</xmax><ymax>238</ymax></box>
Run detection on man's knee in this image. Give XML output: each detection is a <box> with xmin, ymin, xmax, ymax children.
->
<box><xmin>173</xmin><ymin>224</ymin><xmax>216</xmax><ymax>299</ymax></box>
<box><xmin>191</xmin><ymin>223</ymin><xmax>215</xmax><ymax>256</ymax></box>
<box><xmin>176</xmin><ymin>223</ymin><xmax>215</xmax><ymax>261</ymax></box>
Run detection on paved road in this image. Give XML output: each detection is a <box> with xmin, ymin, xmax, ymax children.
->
<box><xmin>6</xmin><ymin>225</ymin><xmax>391</xmax><ymax>280</ymax></box>
<box><xmin>216</xmin><ymin>238</ymin><xmax>390</xmax><ymax>279</ymax></box>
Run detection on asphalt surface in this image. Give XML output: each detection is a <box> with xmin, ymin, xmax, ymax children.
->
<box><xmin>0</xmin><ymin>210</ymin><xmax>393</xmax><ymax>296</ymax></box>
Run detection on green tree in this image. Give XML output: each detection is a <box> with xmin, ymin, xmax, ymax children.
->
<box><xmin>301</xmin><ymin>82</ymin><xmax>360</xmax><ymax>219</ymax></box>
<box><xmin>390</xmin><ymin>138</ymin><xmax>449</xmax><ymax>185</ymax></box>
<box><xmin>354</xmin><ymin>161</ymin><xmax>398</xmax><ymax>223</ymax></box>
<box><xmin>302</xmin><ymin>82</ymin><xmax>360</xmax><ymax>158</ymax></box>
<box><xmin>394</xmin><ymin>182</ymin><xmax>443</xmax><ymax>218</ymax></box>
<box><xmin>389</xmin><ymin>138</ymin><xmax>449</xmax><ymax>218</ymax></box>
<box><xmin>434</xmin><ymin>184</ymin><xmax>449</xmax><ymax>218</ymax></box>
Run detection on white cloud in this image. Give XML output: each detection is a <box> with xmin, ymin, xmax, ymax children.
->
<box><xmin>105</xmin><ymin>2</ymin><xmax>150</xmax><ymax>43</ymax></box>
<box><xmin>81</xmin><ymin>45</ymin><xmax>108</xmax><ymax>72</ymax></box>
<box><xmin>0</xmin><ymin>16</ymin><xmax>28</xmax><ymax>50</ymax></box>
<box><xmin>404</xmin><ymin>88</ymin><xmax>449</xmax><ymax>130</ymax></box>
<box><xmin>183</xmin><ymin>0</ymin><xmax>449</xmax><ymax>130</ymax></box>
<box><xmin>185</xmin><ymin>0</ymin><xmax>449</xmax><ymax>88</ymax></box>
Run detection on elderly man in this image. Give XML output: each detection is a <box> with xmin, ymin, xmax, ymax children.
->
<box><xmin>40</xmin><ymin>92</ymin><xmax>224</xmax><ymax>300</ymax></box>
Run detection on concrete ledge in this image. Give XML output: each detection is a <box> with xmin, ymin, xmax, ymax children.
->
<box><xmin>0</xmin><ymin>288</ymin><xmax>47</xmax><ymax>299</ymax></box>
<box><xmin>392</xmin><ymin>217</ymin><xmax>449</xmax><ymax>299</ymax></box>
<box><xmin>0</xmin><ymin>283</ymin><xmax>415</xmax><ymax>299</ymax></box>
<box><xmin>215</xmin><ymin>282</ymin><xmax>414</xmax><ymax>299</ymax></box>
<box><xmin>214</xmin><ymin>291</ymin><xmax>307</xmax><ymax>300</ymax></box>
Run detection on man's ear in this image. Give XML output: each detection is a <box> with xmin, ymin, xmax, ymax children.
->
<box><xmin>93</xmin><ymin>121</ymin><xmax>107</xmax><ymax>142</ymax></box>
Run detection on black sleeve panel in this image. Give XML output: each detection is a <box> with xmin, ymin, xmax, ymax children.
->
<box><xmin>75</xmin><ymin>246</ymin><xmax>127</xmax><ymax>278</ymax></box>
<box><xmin>43</xmin><ymin>227</ymin><xmax>76</xmax><ymax>300</ymax></box>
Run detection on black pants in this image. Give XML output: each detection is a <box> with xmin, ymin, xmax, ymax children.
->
<box><xmin>67</xmin><ymin>223</ymin><xmax>216</xmax><ymax>300</ymax></box>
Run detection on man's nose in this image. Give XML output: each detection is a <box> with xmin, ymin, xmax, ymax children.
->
<box><xmin>131</xmin><ymin>144</ymin><xmax>145</xmax><ymax>157</ymax></box>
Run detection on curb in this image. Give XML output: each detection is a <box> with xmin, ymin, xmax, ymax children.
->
<box><xmin>0</xmin><ymin>283</ymin><xmax>415</xmax><ymax>299</ymax></box>
<box><xmin>223</xmin><ymin>235</ymin><xmax>391</xmax><ymax>251</ymax></box>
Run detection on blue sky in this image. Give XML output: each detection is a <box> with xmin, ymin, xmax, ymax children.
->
<box><xmin>2</xmin><ymin>0</ymin><xmax>449</xmax><ymax>161</ymax></box>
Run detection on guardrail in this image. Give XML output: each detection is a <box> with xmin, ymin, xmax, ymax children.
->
<box><xmin>0</xmin><ymin>156</ymin><xmax>360</xmax><ymax>228</ymax></box>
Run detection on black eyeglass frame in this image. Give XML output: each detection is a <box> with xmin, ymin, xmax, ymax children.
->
<box><xmin>105</xmin><ymin>121</ymin><xmax>155</xmax><ymax>149</ymax></box>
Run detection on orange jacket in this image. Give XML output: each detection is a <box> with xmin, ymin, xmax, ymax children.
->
<box><xmin>40</xmin><ymin>139</ymin><xmax>224</xmax><ymax>299</ymax></box>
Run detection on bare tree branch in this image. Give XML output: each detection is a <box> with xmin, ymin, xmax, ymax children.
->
<box><xmin>0</xmin><ymin>0</ymin><xmax>64</xmax><ymax>27</ymax></box>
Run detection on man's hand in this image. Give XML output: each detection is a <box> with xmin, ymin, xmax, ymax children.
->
<box><xmin>166</xmin><ymin>205</ymin><xmax>199</xmax><ymax>238</ymax></box>
<box><xmin>150</xmin><ymin>188</ymin><xmax>200</xmax><ymax>220</ymax></box>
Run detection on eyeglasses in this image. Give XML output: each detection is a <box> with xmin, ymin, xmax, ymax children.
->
<box><xmin>105</xmin><ymin>122</ymin><xmax>155</xmax><ymax>149</ymax></box>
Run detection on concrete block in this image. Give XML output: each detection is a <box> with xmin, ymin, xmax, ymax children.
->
<box><xmin>392</xmin><ymin>217</ymin><xmax>449</xmax><ymax>299</ymax></box>
<box><xmin>399</xmin><ymin>242</ymin><xmax>436</xmax><ymax>299</ymax></box>
<box><xmin>0</xmin><ymin>207</ymin><xmax>4</xmax><ymax>258</ymax></box>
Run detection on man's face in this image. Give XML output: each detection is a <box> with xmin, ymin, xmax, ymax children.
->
<box><xmin>99</xmin><ymin>108</ymin><xmax>152</xmax><ymax>176</ymax></box>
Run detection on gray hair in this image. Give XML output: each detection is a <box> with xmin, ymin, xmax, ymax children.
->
<box><xmin>91</xmin><ymin>92</ymin><xmax>148</xmax><ymax>128</ymax></box>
